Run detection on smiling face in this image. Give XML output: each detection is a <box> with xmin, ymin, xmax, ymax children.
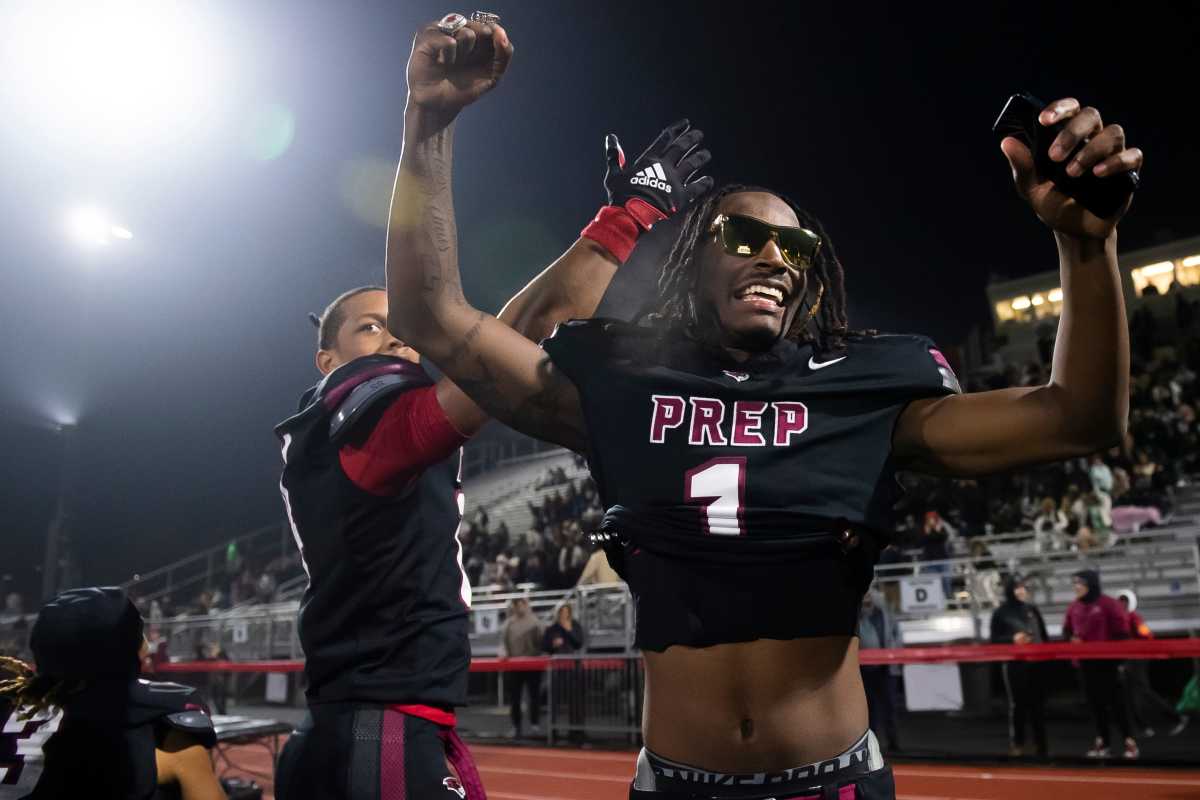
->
<box><xmin>316</xmin><ymin>289</ymin><xmax>419</xmax><ymax>375</ymax></box>
<box><xmin>692</xmin><ymin>192</ymin><xmax>809</xmax><ymax>355</ymax></box>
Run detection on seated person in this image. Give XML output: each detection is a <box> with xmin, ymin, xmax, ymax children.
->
<box><xmin>0</xmin><ymin>587</ymin><xmax>224</xmax><ymax>799</ymax></box>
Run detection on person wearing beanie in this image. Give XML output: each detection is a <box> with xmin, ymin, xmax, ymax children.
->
<box><xmin>1063</xmin><ymin>570</ymin><xmax>1138</xmax><ymax>759</ymax></box>
<box><xmin>989</xmin><ymin>575</ymin><xmax>1050</xmax><ymax>757</ymax></box>
<box><xmin>0</xmin><ymin>587</ymin><xmax>224</xmax><ymax>799</ymax></box>
<box><xmin>1116</xmin><ymin>590</ymin><xmax>1190</xmax><ymax>738</ymax></box>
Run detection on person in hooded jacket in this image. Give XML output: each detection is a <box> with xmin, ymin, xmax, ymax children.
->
<box><xmin>1062</xmin><ymin>569</ymin><xmax>1138</xmax><ymax>758</ymax></box>
<box><xmin>0</xmin><ymin>587</ymin><xmax>223</xmax><ymax>799</ymax></box>
<box><xmin>989</xmin><ymin>575</ymin><xmax>1049</xmax><ymax>757</ymax></box>
<box><xmin>1116</xmin><ymin>590</ymin><xmax>1189</xmax><ymax>738</ymax></box>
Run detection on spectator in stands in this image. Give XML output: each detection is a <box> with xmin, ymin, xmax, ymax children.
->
<box><xmin>1031</xmin><ymin>497</ymin><xmax>1070</xmax><ymax>553</ymax></box>
<box><xmin>920</xmin><ymin>511</ymin><xmax>954</xmax><ymax>596</ymax></box>
<box><xmin>255</xmin><ymin>571</ymin><xmax>277</xmax><ymax>604</ymax></box>
<box><xmin>989</xmin><ymin>575</ymin><xmax>1049</xmax><ymax>758</ymax></box>
<box><xmin>500</xmin><ymin>597</ymin><xmax>544</xmax><ymax>738</ymax></box>
<box><xmin>0</xmin><ymin>587</ymin><xmax>223</xmax><ymax>799</ymax></box>
<box><xmin>1089</xmin><ymin>454</ymin><xmax>1114</xmax><ymax>495</ymax></box>
<box><xmin>558</xmin><ymin>524</ymin><xmax>589</xmax><ymax>585</ymax></box>
<box><xmin>231</xmin><ymin>567</ymin><xmax>257</xmax><ymax>606</ymax></box>
<box><xmin>1075</xmin><ymin>491</ymin><xmax>1114</xmax><ymax>551</ymax></box>
<box><xmin>520</xmin><ymin>553</ymin><xmax>546</xmax><ymax>588</ymax></box>
<box><xmin>190</xmin><ymin>590</ymin><xmax>215</xmax><ymax>617</ymax></box>
<box><xmin>857</xmin><ymin>588</ymin><xmax>900</xmax><ymax>753</ymax></box>
<box><xmin>966</xmin><ymin>539</ymin><xmax>1001</xmax><ymax>606</ymax></box>
<box><xmin>544</xmin><ymin>603</ymin><xmax>586</xmax><ymax>740</ymax></box>
<box><xmin>1116</xmin><ymin>590</ymin><xmax>1189</xmax><ymax>737</ymax></box>
<box><xmin>1063</xmin><ymin>570</ymin><xmax>1138</xmax><ymax>759</ymax></box>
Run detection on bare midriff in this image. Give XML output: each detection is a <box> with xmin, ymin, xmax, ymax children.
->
<box><xmin>642</xmin><ymin>635</ymin><xmax>867</xmax><ymax>772</ymax></box>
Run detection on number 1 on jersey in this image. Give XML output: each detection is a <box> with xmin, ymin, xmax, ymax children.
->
<box><xmin>684</xmin><ymin>457</ymin><xmax>746</xmax><ymax>536</ymax></box>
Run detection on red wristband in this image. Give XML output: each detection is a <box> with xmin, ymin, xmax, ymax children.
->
<box><xmin>580</xmin><ymin>204</ymin><xmax>643</xmax><ymax>264</ymax></box>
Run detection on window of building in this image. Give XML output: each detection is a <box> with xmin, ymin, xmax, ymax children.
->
<box><xmin>1130</xmin><ymin>261</ymin><xmax>1176</xmax><ymax>296</ymax></box>
<box><xmin>1178</xmin><ymin>254</ymin><xmax>1200</xmax><ymax>288</ymax></box>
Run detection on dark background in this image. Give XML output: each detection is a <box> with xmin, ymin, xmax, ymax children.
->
<box><xmin>2</xmin><ymin>1</ymin><xmax>1197</xmax><ymax>598</ymax></box>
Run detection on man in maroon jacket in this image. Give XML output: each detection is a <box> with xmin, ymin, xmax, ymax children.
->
<box><xmin>1063</xmin><ymin>569</ymin><xmax>1138</xmax><ymax>758</ymax></box>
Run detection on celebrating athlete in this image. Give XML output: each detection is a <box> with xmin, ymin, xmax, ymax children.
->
<box><xmin>274</xmin><ymin>13</ymin><xmax>712</xmax><ymax>800</ymax></box>
<box><xmin>389</xmin><ymin>47</ymin><xmax>1141</xmax><ymax>797</ymax></box>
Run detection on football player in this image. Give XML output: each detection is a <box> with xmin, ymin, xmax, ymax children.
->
<box><xmin>0</xmin><ymin>587</ymin><xmax>222</xmax><ymax>800</ymax></box>
<box><xmin>274</xmin><ymin>16</ymin><xmax>713</xmax><ymax>800</ymax></box>
<box><xmin>390</xmin><ymin>50</ymin><xmax>1141</xmax><ymax>799</ymax></box>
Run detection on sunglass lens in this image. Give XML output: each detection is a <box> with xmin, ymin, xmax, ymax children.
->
<box><xmin>721</xmin><ymin>216</ymin><xmax>771</xmax><ymax>257</ymax></box>
<box><xmin>779</xmin><ymin>229</ymin><xmax>820</xmax><ymax>267</ymax></box>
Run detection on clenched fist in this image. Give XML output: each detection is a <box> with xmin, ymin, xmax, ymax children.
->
<box><xmin>405</xmin><ymin>15</ymin><xmax>514</xmax><ymax>138</ymax></box>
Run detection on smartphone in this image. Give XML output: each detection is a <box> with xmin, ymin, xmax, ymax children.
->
<box><xmin>992</xmin><ymin>92</ymin><xmax>1139</xmax><ymax>218</ymax></box>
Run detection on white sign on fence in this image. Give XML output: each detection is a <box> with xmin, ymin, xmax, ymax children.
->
<box><xmin>902</xmin><ymin>664</ymin><xmax>963</xmax><ymax>711</ymax></box>
<box><xmin>265</xmin><ymin>672</ymin><xmax>289</xmax><ymax>704</ymax></box>
<box><xmin>474</xmin><ymin>608</ymin><xmax>500</xmax><ymax>635</ymax></box>
<box><xmin>900</xmin><ymin>576</ymin><xmax>946</xmax><ymax>613</ymax></box>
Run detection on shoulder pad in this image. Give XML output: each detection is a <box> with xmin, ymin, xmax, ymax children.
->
<box><xmin>163</xmin><ymin>708</ymin><xmax>217</xmax><ymax>749</ymax></box>
<box><xmin>278</xmin><ymin>355</ymin><xmax>432</xmax><ymax>440</ymax></box>
<box><xmin>128</xmin><ymin>679</ymin><xmax>216</xmax><ymax>748</ymax></box>
<box><xmin>328</xmin><ymin>372</ymin><xmax>424</xmax><ymax>444</ymax></box>
<box><xmin>541</xmin><ymin>318</ymin><xmax>653</xmax><ymax>381</ymax></box>
<box><xmin>848</xmin><ymin>333</ymin><xmax>961</xmax><ymax>395</ymax></box>
<box><xmin>315</xmin><ymin>354</ymin><xmax>432</xmax><ymax>413</ymax></box>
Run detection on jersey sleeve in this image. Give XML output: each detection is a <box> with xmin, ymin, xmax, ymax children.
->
<box><xmin>539</xmin><ymin>318</ymin><xmax>617</xmax><ymax>395</ymax></box>
<box><xmin>338</xmin><ymin>385</ymin><xmax>467</xmax><ymax>496</ymax></box>
<box><xmin>870</xmin><ymin>334</ymin><xmax>962</xmax><ymax>398</ymax></box>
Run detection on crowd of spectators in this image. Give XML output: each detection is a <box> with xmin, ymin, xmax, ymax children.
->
<box><xmin>889</xmin><ymin>332</ymin><xmax>1198</xmax><ymax>572</ymax></box>
<box><xmin>461</xmin><ymin>461</ymin><xmax>611</xmax><ymax>593</ymax></box>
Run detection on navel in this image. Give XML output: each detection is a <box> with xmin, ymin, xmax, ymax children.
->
<box><xmin>739</xmin><ymin>718</ymin><xmax>755</xmax><ymax>741</ymax></box>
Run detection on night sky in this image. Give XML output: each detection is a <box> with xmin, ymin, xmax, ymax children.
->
<box><xmin>2</xmin><ymin>1</ymin><xmax>1197</xmax><ymax>599</ymax></box>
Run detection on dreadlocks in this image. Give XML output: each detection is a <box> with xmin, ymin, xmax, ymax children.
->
<box><xmin>639</xmin><ymin>184</ymin><xmax>858</xmax><ymax>356</ymax></box>
<box><xmin>0</xmin><ymin>655</ymin><xmax>83</xmax><ymax>720</ymax></box>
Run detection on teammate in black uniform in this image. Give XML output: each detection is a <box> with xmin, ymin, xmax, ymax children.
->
<box><xmin>390</xmin><ymin>73</ymin><xmax>1141</xmax><ymax>800</ymax></box>
<box><xmin>274</xmin><ymin>16</ymin><xmax>713</xmax><ymax>800</ymax></box>
<box><xmin>0</xmin><ymin>587</ymin><xmax>221</xmax><ymax>800</ymax></box>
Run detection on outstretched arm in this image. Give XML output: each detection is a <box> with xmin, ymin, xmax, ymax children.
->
<box><xmin>895</xmin><ymin>97</ymin><xmax>1138</xmax><ymax>475</ymax></box>
<box><xmin>387</xmin><ymin>19</ymin><xmax>712</xmax><ymax>447</ymax></box>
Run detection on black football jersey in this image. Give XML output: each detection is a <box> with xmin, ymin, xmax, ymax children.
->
<box><xmin>541</xmin><ymin>319</ymin><xmax>959</xmax><ymax>650</ymax></box>
<box><xmin>275</xmin><ymin>355</ymin><xmax>470</xmax><ymax>707</ymax></box>
<box><xmin>23</xmin><ymin>678</ymin><xmax>214</xmax><ymax>800</ymax></box>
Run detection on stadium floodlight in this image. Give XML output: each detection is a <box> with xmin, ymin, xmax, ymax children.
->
<box><xmin>1</xmin><ymin>1</ymin><xmax>229</xmax><ymax>156</ymax></box>
<box><xmin>66</xmin><ymin>206</ymin><xmax>132</xmax><ymax>248</ymax></box>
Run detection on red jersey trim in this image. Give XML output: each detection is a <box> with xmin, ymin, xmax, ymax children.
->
<box><xmin>389</xmin><ymin>703</ymin><xmax>458</xmax><ymax>727</ymax></box>
<box><xmin>338</xmin><ymin>384</ymin><xmax>467</xmax><ymax>496</ymax></box>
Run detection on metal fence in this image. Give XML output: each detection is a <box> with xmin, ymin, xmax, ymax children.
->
<box><xmin>543</xmin><ymin>654</ymin><xmax>643</xmax><ymax>745</ymax></box>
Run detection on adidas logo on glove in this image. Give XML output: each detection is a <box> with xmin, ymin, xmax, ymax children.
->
<box><xmin>630</xmin><ymin>162</ymin><xmax>672</xmax><ymax>193</ymax></box>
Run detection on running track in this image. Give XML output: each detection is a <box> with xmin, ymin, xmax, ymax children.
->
<box><xmin>222</xmin><ymin>740</ymin><xmax>1200</xmax><ymax>799</ymax></box>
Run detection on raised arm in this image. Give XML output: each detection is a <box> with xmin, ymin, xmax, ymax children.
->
<box><xmin>387</xmin><ymin>19</ymin><xmax>712</xmax><ymax>448</ymax></box>
<box><xmin>894</xmin><ymin>97</ymin><xmax>1140</xmax><ymax>475</ymax></box>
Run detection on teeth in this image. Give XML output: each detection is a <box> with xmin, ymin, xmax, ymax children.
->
<box><xmin>738</xmin><ymin>284</ymin><xmax>784</xmax><ymax>303</ymax></box>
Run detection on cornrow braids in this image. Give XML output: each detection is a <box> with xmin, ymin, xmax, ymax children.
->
<box><xmin>0</xmin><ymin>655</ymin><xmax>82</xmax><ymax>720</ymax></box>
<box><xmin>315</xmin><ymin>286</ymin><xmax>385</xmax><ymax>351</ymax></box>
<box><xmin>638</xmin><ymin>183</ymin><xmax>864</xmax><ymax>357</ymax></box>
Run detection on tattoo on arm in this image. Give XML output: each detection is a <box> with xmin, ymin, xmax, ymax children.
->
<box><xmin>453</xmin><ymin>353</ymin><xmax>586</xmax><ymax>450</ymax></box>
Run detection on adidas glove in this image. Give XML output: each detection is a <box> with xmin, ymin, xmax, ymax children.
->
<box><xmin>582</xmin><ymin>118</ymin><xmax>713</xmax><ymax>263</ymax></box>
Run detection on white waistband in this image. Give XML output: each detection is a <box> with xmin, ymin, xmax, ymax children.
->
<box><xmin>633</xmin><ymin>730</ymin><xmax>885</xmax><ymax>790</ymax></box>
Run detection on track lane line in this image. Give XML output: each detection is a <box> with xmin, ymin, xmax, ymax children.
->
<box><xmin>894</xmin><ymin>767</ymin><xmax>1200</xmax><ymax>787</ymax></box>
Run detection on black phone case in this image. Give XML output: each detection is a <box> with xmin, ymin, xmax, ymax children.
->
<box><xmin>992</xmin><ymin>92</ymin><xmax>1139</xmax><ymax>218</ymax></box>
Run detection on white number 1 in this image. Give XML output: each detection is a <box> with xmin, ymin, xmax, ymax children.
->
<box><xmin>684</xmin><ymin>457</ymin><xmax>747</xmax><ymax>536</ymax></box>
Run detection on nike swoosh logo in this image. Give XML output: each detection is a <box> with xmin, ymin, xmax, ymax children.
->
<box><xmin>808</xmin><ymin>355</ymin><xmax>847</xmax><ymax>371</ymax></box>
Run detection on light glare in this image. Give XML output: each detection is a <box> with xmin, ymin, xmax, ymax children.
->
<box><xmin>66</xmin><ymin>206</ymin><xmax>133</xmax><ymax>247</ymax></box>
<box><xmin>1137</xmin><ymin>261</ymin><xmax>1175</xmax><ymax>277</ymax></box>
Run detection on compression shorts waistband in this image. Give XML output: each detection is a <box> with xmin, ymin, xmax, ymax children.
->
<box><xmin>633</xmin><ymin>730</ymin><xmax>883</xmax><ymax>791</ymax></box>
